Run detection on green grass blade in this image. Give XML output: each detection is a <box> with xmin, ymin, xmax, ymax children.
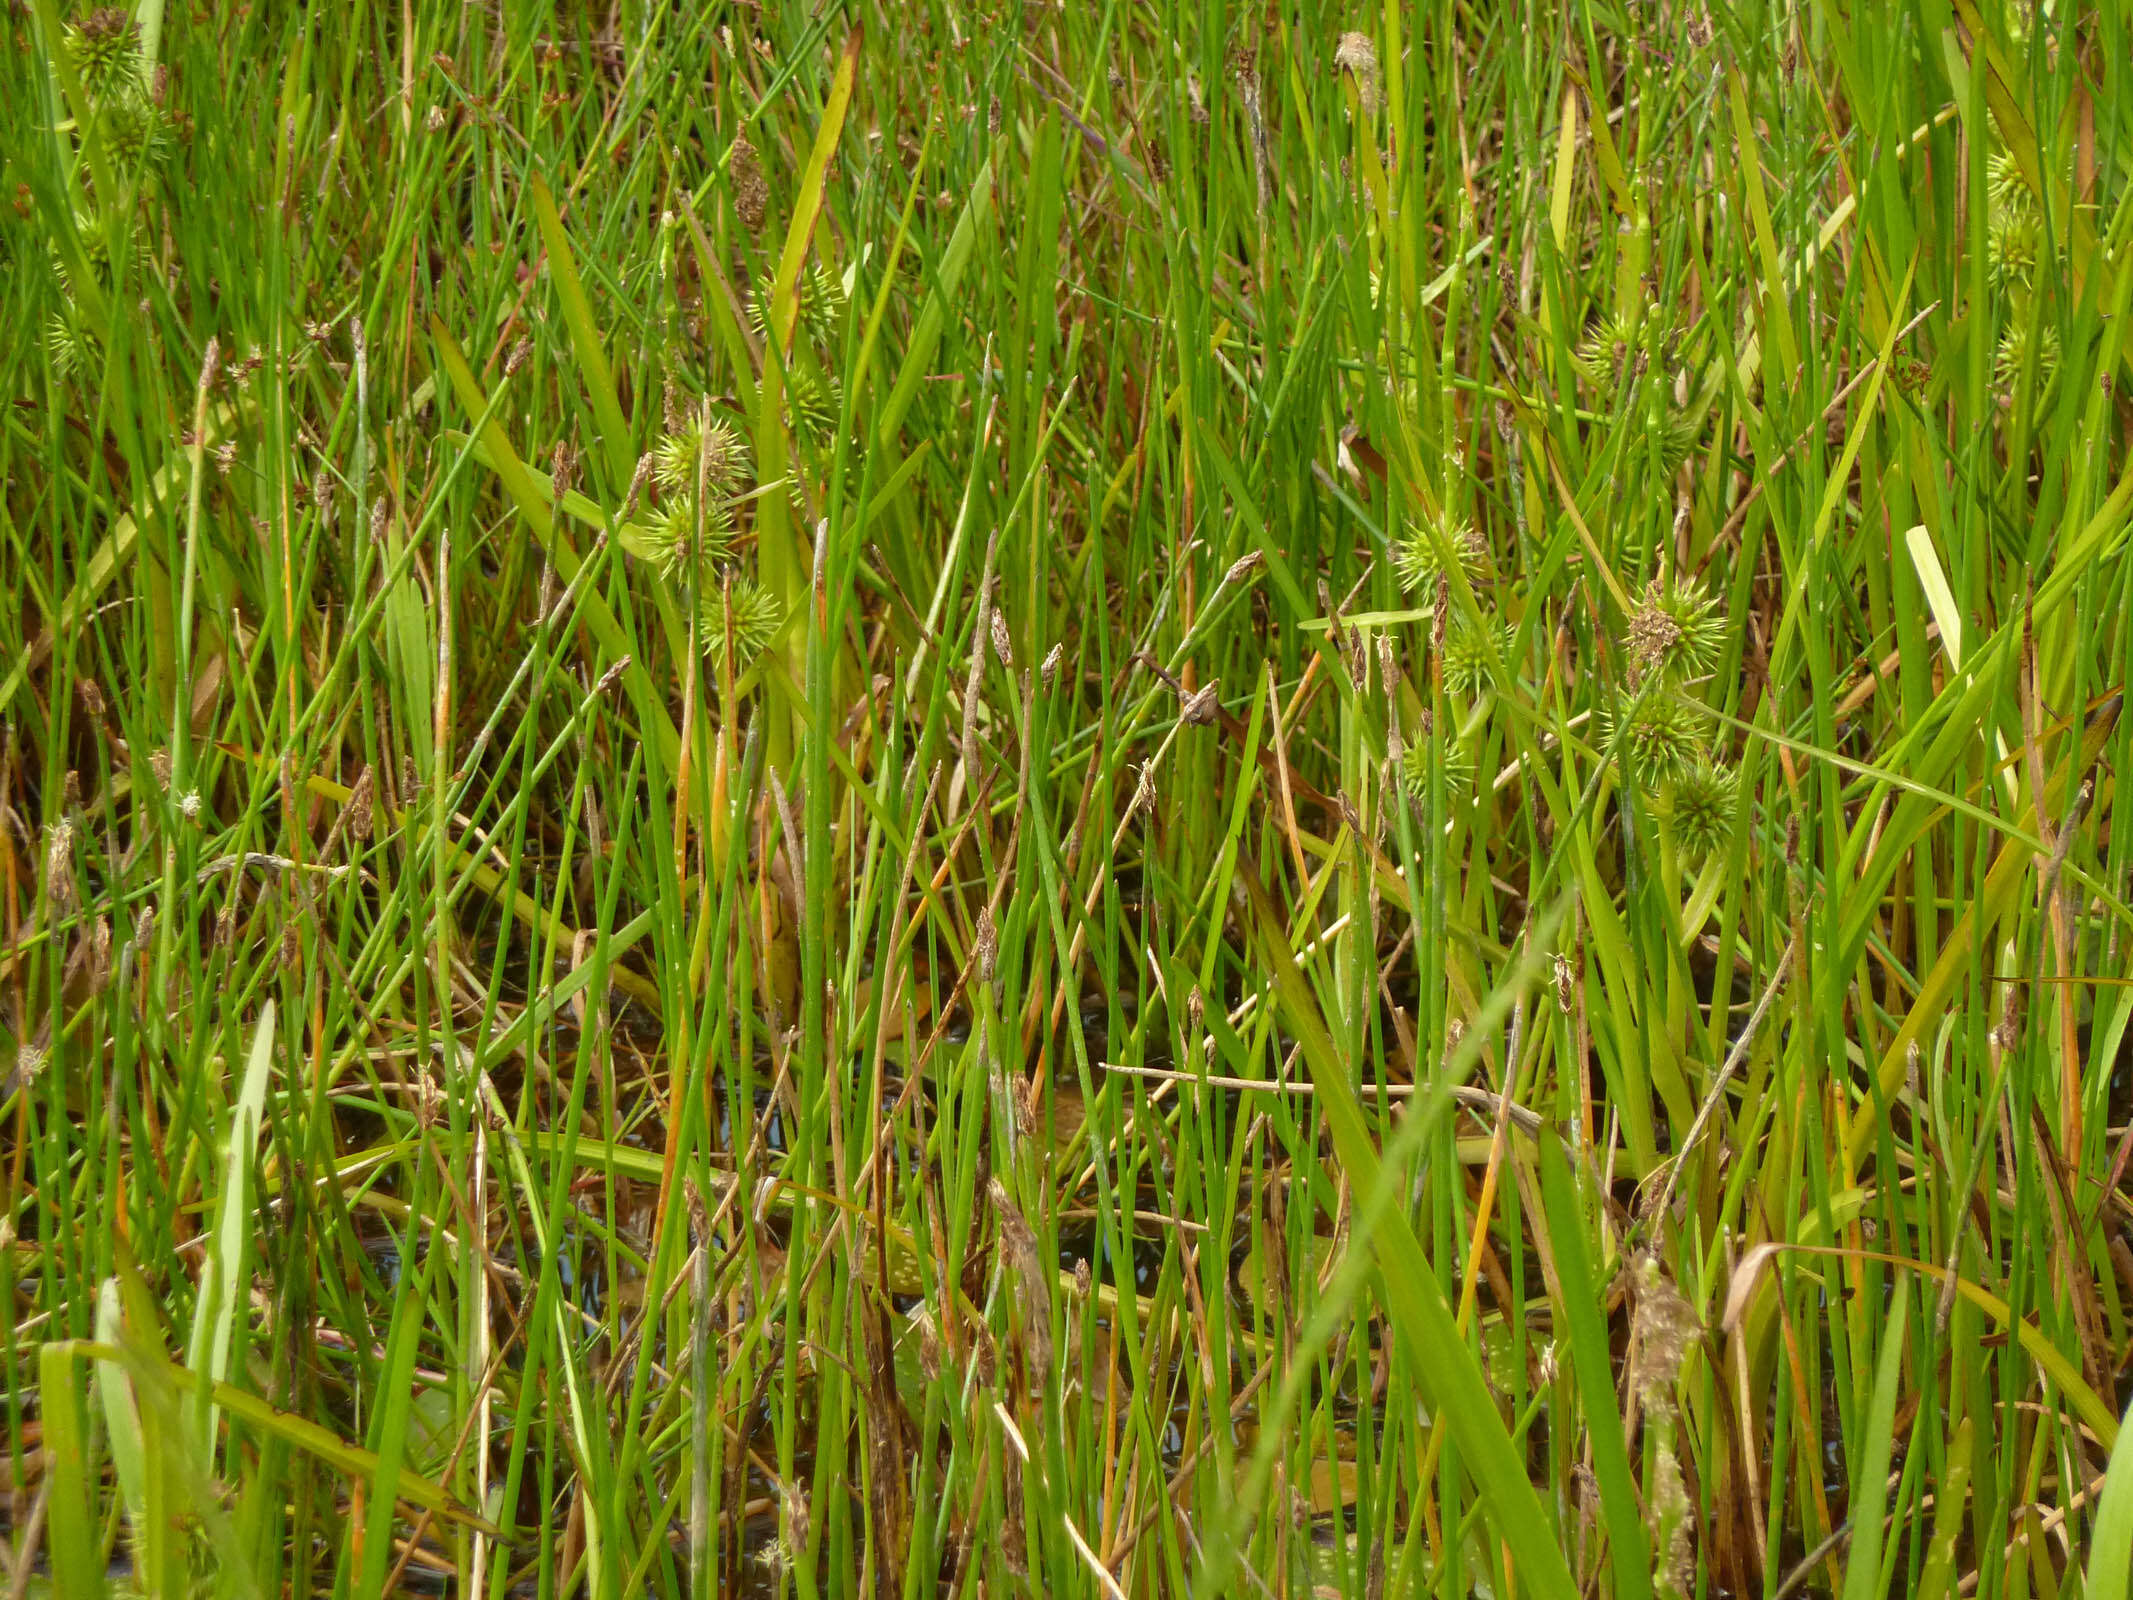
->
<box><xmin>529</xmin><ymin>174</ymin><xmax>635</xmax><ymax>488</ymax></box>
<box><xmin>1537</xmin><ymin>1133</ymin><xmax>1653</xmax><ymax>1600</ymax></box>
<box><xmin>2089</xmin><ymin>1402</ymin><xmax>2133</xmax><ymax>1600</ymax></box>
<box><xmin>1840</xmin><ymin>1285</ymin><xmax>1909</xmax><ymax>1600</ymax></box>
<box><xmin>185</xmin><ymin>1000</ymin><xmax>275</xmax><ymax>1453</ymax></box>
<box><xmin>1239</xmin><ymin>859</ymin><xmax>1577</xmax><ymax>1600</ymax></box>
<box><xmin>37</xmin><ymin>1342</ymin><xmax>107</xmax><ymax>1599</ymax></box>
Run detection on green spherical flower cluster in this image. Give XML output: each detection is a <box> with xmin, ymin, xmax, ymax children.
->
<box><xmin>1392</xmin><ymin>511</ymin><xmax>1485</xmax><ymax>597</ymax></box>
<box><xmin>1644</xmin><ymin>407</ymin><xmax>1705</xmax><ymax>480</ymax></box>
<box><xmin>748</xmin><ymin>261</ymin><xmax>847</xmax><ymax>344</ymax></box>
<box><xmin>783</xmin><ymin>365</ymin><xmax>841</xmax><ymax>443</ymax></box>
<box><xmin>1572</xmin><ymin>311</ymin><xmax>1642</xmax><ymax>389</ymax></box>
<box><xmin>698</xmin><ymin>577</ymin><xmax>783</xmax><ymax>676</ymax></box>
<box><xmin>1984</xmin><ymin>149</ymin><xmax>2027</xmax><ymax>214</ymax></box>
<box><xmin>1605</xmin><ymin>689</ymin><xmax>1707</xmax><ymax>790</ymax></box>
<box><xmin>46</xmin><ymin>315</ymin><xmax>99</xmax><ymax>380</ymax></box>
<box><xmin>1624</xmin><ymin>578</ymin><xmax>1724</xmax><ymax>686</ymax></box>
<box><xmin>643</xmin><ymin>403</ymin><xmax>748</xmax><ymax>583</ymax></box>
<box><xmin>653</xmin><ymin>411</ymin><xmax>749</xmax><ymax>498</ymax></box>
<box><xmin>1987</xmin><ymin>206</ymin><xmax>2041</xmax><ymax>294</ymax></box>
<box><xmin>1397</xmin><ymin>735</ymin><xmax>1475</xmax><ymax>804</ymax></box>
<box><xmin>100</xmin><ymin>92</ymin><xmax>169</xmax><ymax>173</ymax></box>
<box><xmin>1658</xmin><ymin>762</ymin><xmax>1738</xmax><ymax>862</ymax></box>
<box><xmin>642</xmin><ymin>493</ymin><xmax>737</xmax><ymax>580</ymax></box>
<box><xmin>66</xmin><ymin>7</ymin><xmax>143</xmax><ymax>100</ymax></box>
<box><xmin>1441</xmin><ymin>615</ymin><xmax>1515</xmax><ymax>698</ymax></box>
<box><xmin>1993</xmin><ymin>321</ymin><xmax>2060</xmax><ymax>394</ymax></box>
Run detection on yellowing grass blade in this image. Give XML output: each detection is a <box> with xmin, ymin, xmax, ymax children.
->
<box><xmin>1904</xmin><ymin>523</ymin><xmax>1964</xmax><ymax>670</ymax></box>
<box><xmin>756</xmin><ymin>23</ymin><xmax>861</xmax><ymax>613</ymax></box>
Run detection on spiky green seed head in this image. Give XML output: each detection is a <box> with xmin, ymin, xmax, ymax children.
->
<box><xmin>66</xmin><ymin>7</ymin><xmax>142</xmax><ymax>101</ymax></box>
<box><xmin>1392</xmin><ymin>512</ymin><xmax>1485</xmax><ymax>596</ymax></box>
<box><xmin>1572</xmin><ymin>312</ymin><xmax>1642</xmax><ymax>389</ymax></box>
<box><xmin>1992</xmin><ymin>321</ymin><xmax>2060</xmax><ymax>393</ymax></box>
<box><xmin>784</xmin><ymin>366</ymin><xmax>840</xmax><ymax>442</ymax></box>
<box><xmin>100</xmin><ymin>92</ymin><xmax>169</xmax><ymax>173</ymax></box>
<box><xmin>653</xmin><ymin>411</ymin><xmax>749</xmax><ymax>496</ymax></box>
<box><xmin>747</xmin><ymin>261</ymin><xmax>847</xmax><ymax>343</ymax></box>
<box><xmin>46</xmin><ymin>313</ymin><xmax>98</xmax><ymax>380</ymax></box>
<box><xmin>1660</xmin><ymin>762</ymin><xmax>1739</xmax><ymax>861</ymax></box>
<box><xmin>1646</xmin><ymin>403</ymin><xmax>1704</xmax><ymax>479</ymax></box>
<box><xmin>1397</xmin><ymin>735</ymin><xmax>1474</xmax><ymax>803</ymax></box>
<box><xmin>1440</xmin><ymin>615</ymin><xmax>1515</xmax><ymax>697</ymax></box>
<box><xmin>50</xmin><ymin>207</ymin><xmax>136</xmax><ymax>296</ymax></box>
<box><xmin>1606</xmin><ymin>690</ymin><xmax>1706</xmax><ymax>789</ymax></box>
<box><xmin>1987</xmin><ymin>208</ymin><xmax>2042</xmax><ymax>293</ymax></box>
<box><xmin>803</xmin><ymin>260</ymin><xmax>847</xmax><ymax>323</ymax></box>
<box><xmin>699</xmin><ymin>577</ymin><xmax>782</xmax><ymax>674</ymax></box>
<box><xmin>643</xmin><ymin>494</ymin><xmax>737</xmax><ymax>580</ymax></box>
<box><xmin>1625</xmin><ymin>579</ymin><xmax>1725</xmax><ymax>684</ymax></box>
<box><xmin>1985</xmin><ymin>148</ymin><xmax>2028</xmax><ymax>214</ymax></box>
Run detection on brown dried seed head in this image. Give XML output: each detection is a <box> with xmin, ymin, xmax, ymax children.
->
<box><xmin>89</xmin><ymin>916</ymin><xmax>112</xmax><ymax>988</ymax></box>
<box><xmin>1626</xmin><ymin>598</ymin><xmax>1684</xmax><ymax>680</ymax></box>
<box><xmin>1995</xmin><ymin>985</ymin><xmax>2022</xmax><ymax>1052</ymax></box>
<box><xmin>1631</xmin><ymin>1257</ymin><xmax>1700</xmax><ymax>1407</ymax></box>
<box><xmin>44</xmin><ymin>821</ymin><xmax>77</xmax><ymax>914</ymax></box>
<box><xmin>1333</xmin><ymin>32</ymin><xmax>1381</xmax><ymax>115</ymax></box>
<box><xmin>731</xmin><ymin>137</ymin><xmax>769</xmax><ymax>230</ymax></box>
<box><xmin>550</xmin><ymin>440</ymin><xmax>580</xmax><ymax>500</ymax></box>
<box><xmin>347</xmin><ymin>766</ymin><xmax>376</xmax><ymax>841</ymax></box>
<box><xmin>1132</xmin><ymin>760</ymin><xmax>1158</xmax><ymax>817</ymax></box>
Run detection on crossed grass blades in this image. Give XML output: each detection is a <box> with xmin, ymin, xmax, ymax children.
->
<box><xmin>7</xmin><ymin>0</ymin><xmax>2133</xmax><ymax>1597</ymax></box>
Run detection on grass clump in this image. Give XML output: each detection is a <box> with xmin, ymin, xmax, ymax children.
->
<box><xmin>4</xmin><ymin>2</ymin><xmax>2132</xmax><ymax>1598</ymax></box>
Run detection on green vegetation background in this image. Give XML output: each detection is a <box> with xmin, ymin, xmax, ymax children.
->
<box><xmin>5</xmin><ymin>0</ymin><xmax>2133</xmax><ymax>1595</ymax></box>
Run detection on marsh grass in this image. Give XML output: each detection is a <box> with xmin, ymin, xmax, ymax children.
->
<box><xmin>6</xmin><ymin>0</ymin><xmax>2133</xmax><ymax>1595</ymax></box>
